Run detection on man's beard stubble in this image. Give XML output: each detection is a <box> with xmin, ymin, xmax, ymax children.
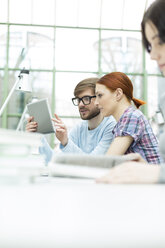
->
<box><xmin>79</xmin><ymin>107</ymin><xmax>100</xmax><ymax>120</ymax></box>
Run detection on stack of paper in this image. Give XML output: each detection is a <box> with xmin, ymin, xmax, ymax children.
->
<box><xmin>48</xmin><ymin>153</ymin><xmax>130</xmax><ymax>179</ymax></box>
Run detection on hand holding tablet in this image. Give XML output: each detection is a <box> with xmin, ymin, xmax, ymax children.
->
<box><xmin>27</xmin><ymin>99</ymin><xmax>55</xmax><ymax>134</ymax></box>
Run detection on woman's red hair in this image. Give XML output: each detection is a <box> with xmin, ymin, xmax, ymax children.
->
<box><xmin>97</xmin><ymin>72</ymin><xmax>146</xmax><ymax>108</ymax></box>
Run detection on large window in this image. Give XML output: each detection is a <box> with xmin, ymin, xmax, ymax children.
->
<box><xmin>0</xmin><ymin>0</ymin><xmax>161</xmax><ymax>145</ymax></box>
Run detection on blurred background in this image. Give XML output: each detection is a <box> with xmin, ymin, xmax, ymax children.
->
<box><xmin>0</xmin><ymin>0</ymin><xmax>164</xmax><ymax>148</ymax></box>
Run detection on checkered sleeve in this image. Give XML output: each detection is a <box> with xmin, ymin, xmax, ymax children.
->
<box><xmin>114</xmin><ymin>112</ymin><xmax>144</xmax><ymax>142</ymax></box>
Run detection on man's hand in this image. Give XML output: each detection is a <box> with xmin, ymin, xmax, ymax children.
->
<box><xmin>96</xmin><ymin>162</ymin><xmax>160</xmax><ymax>184</ymax></box>
<box><xmin>26</xmin><ymin>116</ymin><xmax>38</xmax><ymax>132</ymax></box>
<box><xmin>52</xmin><ymin>114</ymin><xmax>68</xmax><ymax>146</ymax></box>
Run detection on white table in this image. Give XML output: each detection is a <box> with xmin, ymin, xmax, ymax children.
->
<box><xmin>0</xmin><ymin>176</ymin><xmax>165</xmax><ymax>248</ymax></box>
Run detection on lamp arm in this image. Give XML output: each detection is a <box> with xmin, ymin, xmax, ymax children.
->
<box><xmin>0</xmin><ymin>75</ymin><xmax>22</xmax><ymax>117</ymax></box>
<box><xmin>16</xmin><ymin>105</ymin><xmax>28</xmax><ymax>131</ymax></box>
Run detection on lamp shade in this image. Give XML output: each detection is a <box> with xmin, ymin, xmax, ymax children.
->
<box><xmin>16</xmin><ymin>69</ymin><xmax>32</xmax><ymax>92</ymax></box>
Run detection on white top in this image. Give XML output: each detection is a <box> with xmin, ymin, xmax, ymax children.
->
<box><xmin>0</xmin><ymin>177</ymin><xmax>164</xmax><ymax>248</ymax></box>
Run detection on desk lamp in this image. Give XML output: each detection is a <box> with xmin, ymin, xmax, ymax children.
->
<box><xmin>0</xmin><ymin>69</ymin><xmax>31</xmax><ymax>117</ymax></box>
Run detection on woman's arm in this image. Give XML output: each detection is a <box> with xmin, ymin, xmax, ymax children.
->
<box><xmin>106</xmin><ymin>136</ymin><xmax>133</xmax><ymax>155</ymax></box>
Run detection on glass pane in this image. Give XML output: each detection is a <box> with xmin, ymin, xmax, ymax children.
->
<box><xmin>31</xmin><ymin>71</ymin><xmax>53</xmax><ymax>103</ymax></box>
<box><xmin>0</xmin><ymin>0</ymin><xmax>8</xmax><ymax>22</ymax></box>
<box><xmin>32</xmin><ymin>0</ymin><xmax>56</xmax><ymax>25</ymax></box>
<box><xmin>0</xmin><ymin>69</ymin><xmax>4</xmax><ymax>127</ymax></box>
<box><xmin>147</xmin><ymin>76</ymin><xmax>165</xmax><ymax>118</ymax></box>
<box><xmin>123</xmin><ymin>0</ymin><xmax>145</xmax><ymax>30</ymax></box>
<box><xmin>55</xmin><ymin>72</ymin><xmax>98</xmax><ymax>116</ymax></box>
<box><xmin>147</xmin><ymin>76</ymin><xmax>158</xmax><ymax>118</ymax></box>
<box><xmin>101</xmin><ymin>0</ymin><xmax>123</xmax><ymax>29</ymax></box>
<box><xmin>0</xmin><ymin>25</ymin><xmax>7</xmax><ymax>68</ymax></box>
<box><xmin>9</xmin><ymin>26</ymin><xmax>54</xmax><ymax>69</ymax></box>
<box><xmin>10</xmin><ymin>0</ymin><xmax>56</xmax><ymax>25</ymax></box>
<box><xmin>78</xmin><ymin>0</ymin><xmax>101</xmax><ymax>28</ymax></box>
<box><xmin>55</xmin><ymin>28</ymin><xmax>98</xmax><ymax>71</ymax></box>
<box><xmin>9</xmin><ymin>0</ymin><xmax>32</xmax><ymax>23</ymax></box>
<box><xmin>56</xmin><ymin>0</ymin><xmax>101</xmax><ymax>27</ymax></box>
<box><xmin>56</xmin><ymin>0</ymin><xmax>78</xmax><ymax>26</ymax></box>
<box><xmin>100</xmin><ymin>31</ymin><xmax>143</xmax><ymax>73</ymax></box>
<box><xmin>8</xmin><ymin>117</ymin><xmax>20</xmax><ymax>130</ymax></box>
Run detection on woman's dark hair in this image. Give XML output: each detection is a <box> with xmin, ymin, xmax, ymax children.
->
<box><xmin>141</xmin><ymin>0</ymin><xmax>165</xmax><ymax>52</ymax></box>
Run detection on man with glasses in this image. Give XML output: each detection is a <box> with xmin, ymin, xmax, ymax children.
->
<box><xmin>26</xmin><ymin>78</ymin><xmax>116</xmax><ymax>162</ymax></box>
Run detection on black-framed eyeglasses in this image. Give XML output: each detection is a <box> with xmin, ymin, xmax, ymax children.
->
<box><xmin>72</xmin><ymin>95</ymin><xmax>96</xmax><ymax>106</ymax></box>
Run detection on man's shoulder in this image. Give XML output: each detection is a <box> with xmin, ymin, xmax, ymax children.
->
<box><xmin>103</xmin><ymin>116</ymin><xmax>116</xmax><ymax>125</ymax></box>
<box><xmin>97</xmin><ymin>116</ymin><xmax>116</xmax><ymax>131</ymax></box>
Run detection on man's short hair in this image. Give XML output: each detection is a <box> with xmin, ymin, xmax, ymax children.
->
<box><xmin>74</xmin><ymin>78</ymin><xmax>99</xmax><ymax>97</ymax></box>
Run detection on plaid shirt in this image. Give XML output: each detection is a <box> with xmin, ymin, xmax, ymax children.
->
<box><xmin>113</xmin><ymin>106</ymin><xmax>163</xmax><ymax>164</ymax></box>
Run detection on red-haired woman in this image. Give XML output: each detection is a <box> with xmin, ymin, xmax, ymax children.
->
<box><xmin>95</xmin><ymin>71</ymin><xmax>163</xmax><ymax>164</ymax></box>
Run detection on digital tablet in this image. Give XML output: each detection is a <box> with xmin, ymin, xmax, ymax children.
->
<box><xmin>27</xmin><ymin>98</ymin><xmax>55</xmax><ymax>134</ymax></box>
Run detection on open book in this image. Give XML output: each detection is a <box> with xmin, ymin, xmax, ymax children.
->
<box><xmin>48</xmin><ymin>153</ymin><xmax>131</xmax><ymax>179</ymax></box>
